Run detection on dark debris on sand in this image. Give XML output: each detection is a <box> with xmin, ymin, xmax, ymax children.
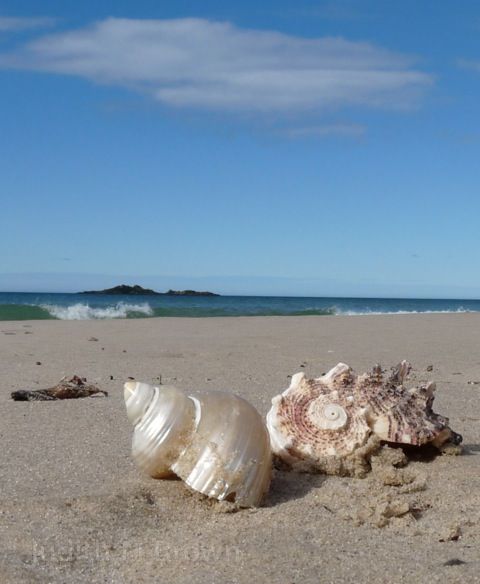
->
<box><xmin>11</xmin><ymin>375</ymin><xmax>108</xmax><ymax>401</ymax></box>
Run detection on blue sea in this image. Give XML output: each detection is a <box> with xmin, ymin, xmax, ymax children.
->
<box><xmin>0</xmin><ymin>292</ymin><xmax>478</xmax><ymax>321</ymax></box>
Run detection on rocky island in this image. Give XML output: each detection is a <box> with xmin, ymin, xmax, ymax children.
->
<box><xmin>164</xmin><ymin>289</ymin><xmax>219</xmax><ymax>297</ymax></box>
<box><xmin>80</xmin><ymin>284</ymin><xmax>161</xmax><ymax>295</ymax></box>
<box><xmin>79</xmin><ymin>284</ymin><xmax>219</xmax><ymax>296</ymax></box>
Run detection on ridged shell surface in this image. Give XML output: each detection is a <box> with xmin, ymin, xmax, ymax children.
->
<box><xmin>267</xmin><ymin>361</ymin><xmax>462</xmax><ymax>476</ymax></box>
<box><xmin>267</xmin><ymin>365</ymin><xmax>372</xmax><ymax>475</ymax></box>
<box><xmin>354</xmin><ymin>362</ymin><xmax>457</xmax><ymax>447</ymax></box>
<box><xmin>126</xmin><ymin>383</ymin><xmax>196</xmax><ymax>479</ymax></box>
<box><xmin>125</xmin><ymin>382</ymin><xmax>272</xmax><ymax>507</ymax></box>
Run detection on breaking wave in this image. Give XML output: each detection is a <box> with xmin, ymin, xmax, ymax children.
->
<box><xmin>0</xmin><ymin>295</ymin><xmax>478</xmax><ymax>321</ymax></box>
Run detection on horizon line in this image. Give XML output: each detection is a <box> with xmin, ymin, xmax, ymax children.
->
<box><xmin>1</xmin><ymin>290</ymin><xmax>480</xmax><ymax>302</ymax></box>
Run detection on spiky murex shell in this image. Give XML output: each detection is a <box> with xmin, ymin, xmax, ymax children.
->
<box><xmin>267</xmin><ymin>361</ymin><xmax>461</xmax><ymax>476</ymax></box>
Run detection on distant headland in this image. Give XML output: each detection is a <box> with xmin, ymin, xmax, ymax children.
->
<box><xmin>163</xmin><ymin>289</ymin><xmax>220</xmax><ymax>297</ymax></box>
<box><xmin>79</xmin><ymin>284</ymin><xmax>219</xmax><ymax>297</ymax></box>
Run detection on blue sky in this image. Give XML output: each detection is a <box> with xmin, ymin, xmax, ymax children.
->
<box><xmin>1</xmin><ymin>0</ymin><xmax>479</xmax><ymax>297</ymax></box>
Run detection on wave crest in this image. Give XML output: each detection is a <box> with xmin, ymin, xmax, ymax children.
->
<box><xmin>338</xmin><ymin>307</ymin><xmax>471</xmax><ymax>316</ymax></box>
<box><xmin>42</xmin><ymin>302</ymin><xmax>153</xmax><ymax>320</ymax></box>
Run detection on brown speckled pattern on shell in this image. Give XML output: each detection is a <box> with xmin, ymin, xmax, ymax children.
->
<box><xmin>354</xmin><ymin>365</ymin><xmax>449</xmax><ymax>445</ymax></box>
<box><xmin>274</xmin><ymin>376</ymin><xmax>370</xmax><ymax>459</ymax></box>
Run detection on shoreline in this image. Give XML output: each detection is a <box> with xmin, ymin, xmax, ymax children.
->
<box><xmin>1</xmin><ymin>292</ymin><xmax>479</xmax><ymax>322</ymax></box>
<box><xmin>1</xmin><ymin>309</ymin><xmax>480</xmax><ymax>323</ymax></box>
<box><xmin>1</xmin><ymin>313</ymin><xmax>479</xmax><ymax>583</ymax></box>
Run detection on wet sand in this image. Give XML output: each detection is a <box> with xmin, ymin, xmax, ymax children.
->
<box><xmin>1</xmin><ymin>314</ymin><xmax>479</xmax><ymax>583</ymax></box>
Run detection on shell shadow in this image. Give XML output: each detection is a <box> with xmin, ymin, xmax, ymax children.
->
<box><xmin>382</xmin><ymin>441</ymin><xmax>463</xmax><ymax>463</ymax></box>
<box><xmin>462</xmin><ymin>443</ymin><xmax>480</xmax><ymax>455</ymax></box>
<box><xmin>264</xmin><ymin>470</ymin><xmax>327</xmax><ymax>507</ymax></box>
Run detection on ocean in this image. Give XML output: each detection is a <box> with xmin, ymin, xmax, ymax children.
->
<box><xmin>0</xmin><ymin>292</ymin><xmax>478</xmax><ymax>321</ymax></box>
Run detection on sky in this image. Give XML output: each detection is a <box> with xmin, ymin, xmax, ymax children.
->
<box><xmin>0</xmin><ymin>0</ymin><xmax>479</xmax><ymax>297</ymax></box>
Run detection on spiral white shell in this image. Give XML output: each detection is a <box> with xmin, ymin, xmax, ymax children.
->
<box><xmin>124</xmin><ymin>382</ymin><xmax>272</xmax><ymax>507</ymax></box>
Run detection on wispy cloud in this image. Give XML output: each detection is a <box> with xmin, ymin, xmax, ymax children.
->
<box><xmin>282</xmin><ymin>122</ymin><xmax>366</xmax><ymax>139</ymax></box>
<box><xmin>440</xmin><ymin>128</ymin><xmax>480</xmax><ymax>145</ymax></box>
<box><xmin>457</xmin><ymin>58</ymin><xmax>480</xmax><ymax>73</ymax></box>
<box><xmin>270</xmin><ymin>1</ymin><xmax>379</xmax><ymax>23</ymax></box>
<box><xmin>0</xmin><ymin>16</ymin><xmax>56</xmax><ymax>32</ymax></box>
<box><xmin>0</xmin><ymin>17</ymin><xmax>432</xmax><ymax>115</ymax></box>
<box><xmin>292</xmin><ymin>1</ymin><xmax>373</xmax><ymax>22</ymax></box>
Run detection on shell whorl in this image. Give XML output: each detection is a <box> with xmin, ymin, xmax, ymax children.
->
<box><xmin>266</xmin><ymin>368</ymin><xmax>371</xmax><ymax>464</ymax></box>
<box><xmin>124</xmin><ymin>381</ymin><xmax>154</xmax><ymax>424</ymax></box>
<box><xmin>126</xmin><ymin>382</ymin><xmax>196</xmax><ymax>479</ymax></box>
<box><xmin>125</xmin><ymin>382</ymin><xmax>272</xmax><ymax>507</ymax></box>
<box><xmin>316</xmin><ymin>403</ymin><xmax>348</xmax><ymax>430</ymax></box>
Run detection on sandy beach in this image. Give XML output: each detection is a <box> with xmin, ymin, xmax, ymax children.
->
<box><xmin>1</xmin><ymin>314</ymin><xmax>479</xmax><ymax>583</ymax></box>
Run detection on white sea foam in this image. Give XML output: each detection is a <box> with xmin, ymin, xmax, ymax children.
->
<box><xmin>337</xmin><ymin>307</ymin><xmax>471</xmax><ymax>316</ymax></box>
<box><xmin>42</xmin><ymin>302</ymin><xmax>153</xmax><ymax>320</ymax></box>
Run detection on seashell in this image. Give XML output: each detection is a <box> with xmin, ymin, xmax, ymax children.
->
<box><xmin>267</xmin><ymin>361</ymin><xmax>462</xmax><ymax>477</ymax></box>
<box><xmin>124</xmin><ymin>382</ymin><xmax>272</xmax><ymax>507</ymax></box>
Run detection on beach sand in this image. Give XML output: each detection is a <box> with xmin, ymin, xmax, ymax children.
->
<box><xmin>1</xmin><ymin>314</ymin><xmax>479</xmax><ymax>583</ymax></box>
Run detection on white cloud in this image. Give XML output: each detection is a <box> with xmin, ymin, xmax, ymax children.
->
<box><xmin>0</xmin><ymin>16</ymin><xmax>56</xmax><ymax>32</ymax></box>
<box><xmin>0</xmin><ymin>17</ymin><xmax>432</xmax><ymax>113</ymax></box>
<box><xmin>282</xmin><ymin>122</ymin><xmax>366</xmax><ymax>138</ymax></box>
<box><xmin>457</xmin><ymin>58</ymin><xmax>480</xmax><ymax>73</ymax></box>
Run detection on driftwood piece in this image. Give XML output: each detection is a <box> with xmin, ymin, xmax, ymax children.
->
<box><xmin>11</xmin><ymin>375</ymin><xmax>108</xmax><ymax>401</ymax></box>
